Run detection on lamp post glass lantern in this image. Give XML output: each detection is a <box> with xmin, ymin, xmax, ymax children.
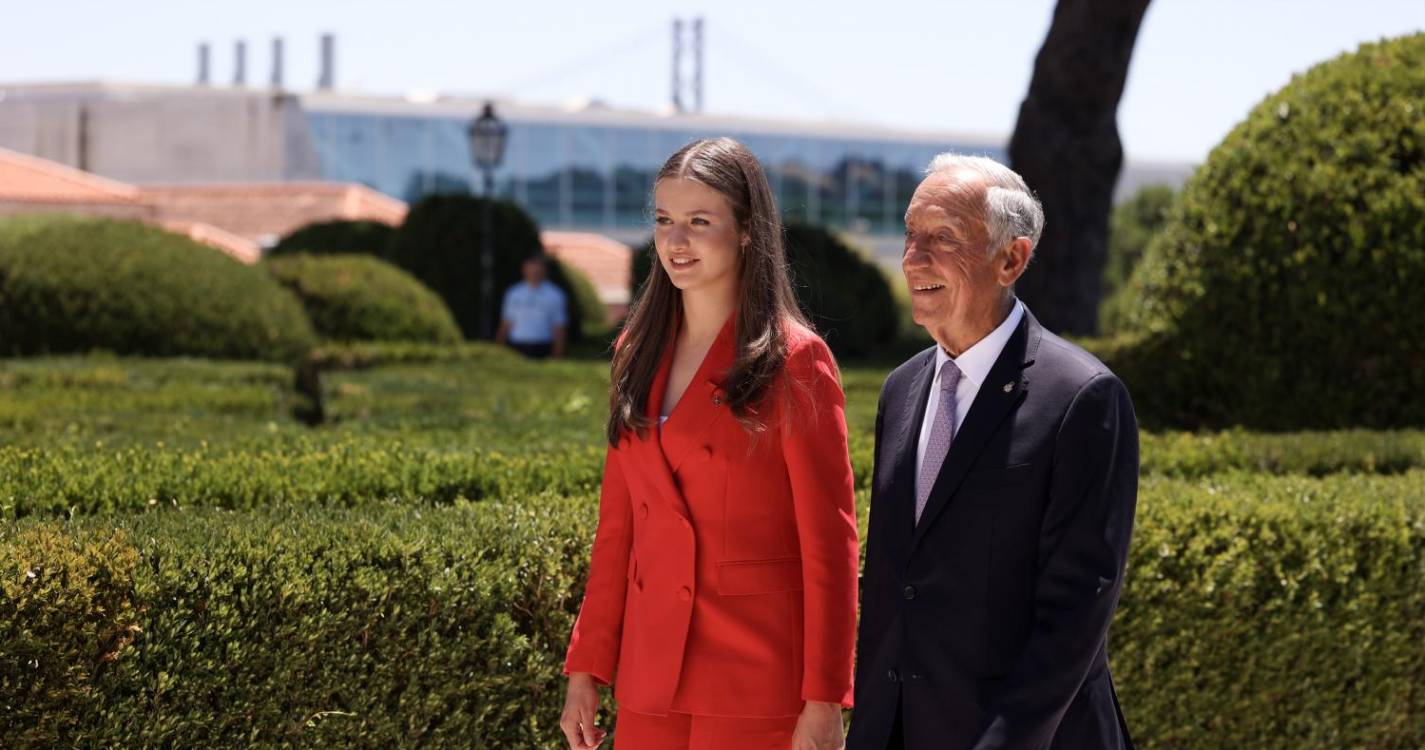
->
<box><xmin>468</xmin><ymin>102</ymin><xmax>507</xmax><ymax>194</ymax></box>
<box><xmin>468</xmin><ymin>102</ymin><xmax>507</xmax><ymax>339</ymax></box>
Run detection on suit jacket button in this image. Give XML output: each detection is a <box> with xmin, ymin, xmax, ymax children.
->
<box><xmin>700</xmin><ymin>445</ymin><xmax>713</xmax><ymax>459</ymax></box>
<box><xmin>903</xmin><ymin>585</ymin><xmax>917</xmax><ymax>600</ymax></box>
<box><xmin>887</xmin><ymin>669</ymin><xmax>899</xmax><ymax>683</ymax></box>
<box><xmin>639</xmin><ymin>503</ymin><xmax>650</xmax><ymax>519</ymax></box>
<box><xmin>678</xmin><ymin>586</ymin><xmax>692</xmax><ymax>602</ymax></box>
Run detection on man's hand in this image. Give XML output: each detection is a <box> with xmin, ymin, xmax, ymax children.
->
<box><xmin>559</xmin><ymin>673</ymin><xmax>608</xmax><ymax>749</ymax></box>
<box><xmin>792</xmin><ymin>700</ymin><xmax>845</xmax><ymax>750</ymax></box>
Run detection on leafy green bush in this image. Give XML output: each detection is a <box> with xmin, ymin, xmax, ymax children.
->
<box><xmin>783</xmin><ymin>224</ymin><xmax>900</xmax><ymax>357</ymax></box>
<box><xmin>1111</xmin><ymin>34</ymin><xmax>1425</xmax><ymax>429</ymax></box>
<box><xmin>0</xmin><ymin>439</ymin><xmax>606</xmax><ymax>518</ymax></box>
<box><xmin>1113</xmin><ymin>471</ymin><xmax>1425</xmax><ymax>748</ymax></box>
<box><xmin>1099</xmin><ymin>185</ymin><xmax>1175</xmax><ymax>335</ymax></box>
<box><xmin>385</xmin><ymin>195</ymin><xmax>596</xmax><ymax>342</ymax></box>
<box><xmin>0</xmin><ymin>498</ymin><xmax>597</xmax><ymax>748</ymax></box>
<box><xmin>268</xmin><ymin>219</ymin><xmax>397</xmax><ymax>257</ymax></box>
<box><xmin>556</xmin><ymin>257</ymin><xmax>609</xmax><ymax>335</ymax></box>
<box><xmin>630</xmin><ymin>224</ymin><xmax>900</xmax><ymax>357</ymax></box>
<box><xmin>0</xmin><ymin>216</ymin><xmax>315</xmax><ymax>363</ymax></box>
<box><xmin>4</xmin><ymin>472</ymin><xmax>1423</xmax><ymax>748</ymax></box>
<box><xmin>263</xmin><ymin>254</ymin><xmax>462</xmax><ymax>344</ymax></box>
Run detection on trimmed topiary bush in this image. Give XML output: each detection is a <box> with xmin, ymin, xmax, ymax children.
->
<box><xmin>4</xmin><ymin>472</ymin><xmax>1424</xmax><ymax>748</ymax></box>
<box><xmin>268</xmin><ymin>220</ymin><xmax>396</xmax><ymax>258</ymax></box>
<box><xmin>0</xmin><ymin>216</ymin><xmax>315</xmax><ymax>362</ymax></box>
<box><xmin>630</xmin><ymin>224</ymin><xmax>900</xmax><ymax>358</ymax></box>
<box><xmin>555</xmin><ymin>257</ymin><xmax>609</xmax><ymax>336</ymax></box>
<box><xmin>1099</xmin><ymin>185</ymin><xmax>1175</xmax><ymax>335</ymax></box>
<box><xmin>784</xmin><ymin>224</ymin><xmax>900</xmax><ymax>357</ymax></box>
<box><xmin>1111</xmin><ymin>34</ymin><xmax>1425</xmax><ymax>429</ymax></box>
<box><xmin>385</xmin><ymin>195</ymin><xmax>595</xmax><ymax>342</ymax></box>
<box><xmin>263</xmin><ymin>254</ymin><xmax>462</xmax><ymax>344</ymax></box>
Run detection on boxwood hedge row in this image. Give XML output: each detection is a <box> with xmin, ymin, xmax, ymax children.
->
<box><xmin>7</xmin><ymin>428</ymin><xmax>1425</xmax><ymax>519</ymax></box>
<box><xmin>3</xmin><ymin>472</ymin><xmax>1422</xmax><ymax>748</ymax></box>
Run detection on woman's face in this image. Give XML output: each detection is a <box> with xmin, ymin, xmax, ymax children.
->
<box><xmin>653</xmin><ymin>177</ymin><xmax>744</xmax><ymax>296</ymax></box>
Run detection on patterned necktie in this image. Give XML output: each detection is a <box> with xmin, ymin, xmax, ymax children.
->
<box><xmin>916</xmin><ymin>359</ymin><xmax>962</xmax><ymax>524</ymax></box>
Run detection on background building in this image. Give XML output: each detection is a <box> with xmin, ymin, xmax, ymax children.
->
<box><xmin>0</xmin><ymin>81</ymin><xmax>1191</xmax><ymax>262</ymax></box>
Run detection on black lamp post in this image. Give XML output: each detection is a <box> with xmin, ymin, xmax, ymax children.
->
<box><xmin>467</xmin><ymin>102</ymin><xmax>507</xmax><ymax>339</ymax></box>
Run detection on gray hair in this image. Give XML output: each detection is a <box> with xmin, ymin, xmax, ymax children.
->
<box><xmin>924</xmin><ymin>153</ymin><xmax>1045</xmax><ymax>256</ymax></box>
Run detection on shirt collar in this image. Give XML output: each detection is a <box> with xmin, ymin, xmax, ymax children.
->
<box><xmin>933</xmin><ymin>298</ymin><xmax>1025</xmax><ymax>390</ymax></box>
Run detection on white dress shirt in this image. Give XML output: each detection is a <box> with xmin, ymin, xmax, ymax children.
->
<box><xmin>915</xmin><ymin>299</ymin><xmax>1025</xmax><ymax>480</ymax></box>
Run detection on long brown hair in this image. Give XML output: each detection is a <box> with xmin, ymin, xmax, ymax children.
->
<box><xmin>607</xmin><ymin>137</ymin><xmax>808</xmax><ymax>445</ymax></box>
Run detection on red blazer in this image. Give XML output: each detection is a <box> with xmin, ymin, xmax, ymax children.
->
<box><xmin>564</xmin><ymin>315</ymin><xmax>859</xmax><ymax>718</ymax></box>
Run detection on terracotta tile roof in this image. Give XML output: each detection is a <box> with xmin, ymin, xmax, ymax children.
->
<box><xmin>138</xmin><ymin>182</ymin><xmax>408</xmax><ymax>246</ymax></box>
<box><xmin>541</xmin><ymin>230</ymin><xmax>633</xmax><ymax>307</ymax></box>
<box><xmin>0</xmin><ymin>148</ymin><xmax>393</xmax><ymax>265</ymax></box>
<box><xmin>157</xmin><ymin>219</ymin><xmax>262</xmax><ymax>264</ymax></box>
<box><xmin>0</xmin><ymin>147</ymin><xmax>145</xmax><ymax>205</ymax></box>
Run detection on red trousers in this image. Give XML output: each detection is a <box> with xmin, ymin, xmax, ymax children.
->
<box><xmin>613</xmin><ymin>708</ymin><xmax>797</xmax><ymax>750</ymax></box>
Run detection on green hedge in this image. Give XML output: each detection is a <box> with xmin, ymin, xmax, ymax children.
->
<box><xmin>0</xmin><ymin>217</ymin><xmax>315</xmax><ymax>363</ymax></box>
<box><xmin>3</xmin><ymin>472</ymin><xmax>1422</xmax><ymax>748</ymax></box>
<box><xmin>268</xmin><ymin>219</ymin><xmax>397</xmax><ymax>258</ymax></box>
<box><xmin>385</xmin><ymin>195</ymin><xmax>598</xmax><ymax>342</ymax></box>
<box><xmin>0</xmin><ymin>440</ymin><xmax>606</xmax><ymax>518</ymax></box>
<box><xmin>1100</xmin><ymin>185</ymin><xmax>1175</xmax><ymax>335</ymax></box>
<box><xmin>0</xmin><ymin>498</ymin><xmax>595</xmax><ymax>748</ymax></box>
<box><xmin>11</xmin><ymin>419</ymin><xmax>1425</xmax><ymax>521</ymax></box>
<box><xmin>1112</xmin><ymin>34</ymin><xmax>1425</xmax><ymax>429</ymax></box>
<box><xmin>1114</xmin><ymin>472</ymin><xmax>1425</xmax><ymax>747</ymax></box>
<box><xmin>9</xmin><ymin>426</ymin><xmax>1425</xmax><ymax>520</ymax></box>
<box><xmin>263</xmin><ymin>254</ymin><xmax>462</xmax><ymax>344</ymax></box>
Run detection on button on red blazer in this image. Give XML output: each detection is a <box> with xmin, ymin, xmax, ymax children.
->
<box><xmin>564</xmin><ymin>316</ymin><xmax>859</xmax><ymax>718</ymax></box>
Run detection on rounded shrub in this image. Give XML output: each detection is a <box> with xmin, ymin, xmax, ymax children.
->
<box><xmin>262</xmin><ymin>254</ymin><xmax>462</xmax><ymax>344</ymax></box>
<box><xmin>385</xmin><ymin>195</ymin><xmax>595</xmax><ymax>342</ymax></box>
<box><xmin>554</xmin><ymin>257</ymin><xmax>609</xmax><ymax>336</ymax></box>
<box><xmin>0</xmin><ymin>216</ymin><xmax>315</xmax><ymax>362</ymax></box>
<box><xmin>630</xmin><ymin>224</ymin><xmax>899</xmax><ymax>358</ymax></box>
<box><xmin>1114</xmin><ymin>34</ymin><xmax>1425</xmax><ymax>429</ymax></box>
<box><xmin>1099</xmin><ymin>185</ymin><xmax>1175</xmax><ymax>335</ymax></box>
<box><xmin>268</xmin><ymin>220</ymin><xmax>396</xmax><ymax>257</ymax></box>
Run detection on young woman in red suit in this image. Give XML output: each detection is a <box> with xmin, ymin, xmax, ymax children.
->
<box><xmin>559</xmin><ymin>137</ymin><xmax>859</xmax><ymax>750</ymax></box>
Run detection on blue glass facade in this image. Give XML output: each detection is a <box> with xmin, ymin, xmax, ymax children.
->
<box><xmin>305</xmin><ymin>109</ymin><xmax>1004</xmax><ymax>238</ymax></box>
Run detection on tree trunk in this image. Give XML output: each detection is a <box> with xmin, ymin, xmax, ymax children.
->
<box><xmin>1009</xmin><ymin>0</ymin><xmax>1152</xmax><ymax>336</ymax></box>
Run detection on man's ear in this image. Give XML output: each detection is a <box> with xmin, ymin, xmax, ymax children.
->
<box><xmin>998</xmin><ymin>237</ymin><xmax>1033</xmax><ymax>287</ymax></box>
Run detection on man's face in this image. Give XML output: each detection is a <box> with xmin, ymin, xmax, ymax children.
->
<box><xmin>523</xmin><ymin>260</ymin><xmax>546</xmax><ymax>286</ymax></box>
<box><xmin>902</xmin><ymin>170</ymin><xmax>1007</xmax><ymax>336</ymax></box>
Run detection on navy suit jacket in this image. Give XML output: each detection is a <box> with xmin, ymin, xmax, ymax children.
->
<box><xmin>848</xmin><ymin>307</ymin><xmax>1138</xmax><ymax>750</ymax></box>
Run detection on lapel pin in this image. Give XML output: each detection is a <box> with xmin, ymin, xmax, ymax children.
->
<box><xmin>1002</xmin><ymin>381</ymin><xmax>1015</xmax><ymax>393</ymax></box>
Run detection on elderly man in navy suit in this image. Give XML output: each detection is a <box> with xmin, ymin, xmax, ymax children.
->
<box><xmin>848</xmin><ymin>155</ymin><xmax>1138</xmax><ymax>750</ymax></box>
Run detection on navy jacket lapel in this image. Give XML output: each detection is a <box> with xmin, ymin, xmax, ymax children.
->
<box><xmin>910</xmin><ymin>311</ymin><xmax>1042</xmax><ymax>549</ymax></box>
<box><xmin>880</xmin><ymin>348</ymin><xmax>937</xmax><ymax>555</ymax></box>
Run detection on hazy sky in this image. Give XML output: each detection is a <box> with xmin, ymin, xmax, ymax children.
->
<box><xmin>5</xmin><ymin>0</ymin><xmax>1421</xmax><ymax>162</ymax></box>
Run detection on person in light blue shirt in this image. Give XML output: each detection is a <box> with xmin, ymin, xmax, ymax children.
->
<box><xmin>496</xmin><ymin>255</ymin><xmax>568</xmax><ymax>359</ymax></box>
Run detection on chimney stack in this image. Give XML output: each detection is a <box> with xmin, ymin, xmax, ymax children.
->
<box><xmin>671</xmin><ymin>19</ymin><xmax>684</xmax><ymax>113</ymax></box>
<box><xmin>318</xmin><ymin>33</ymin><xmax>335</xmax><ymax>90</ymax></box>
<box><xmin>271</xmin><ymin>37</ymin><xmax>284</xmax><ymax>89</ymax></box>
<box><xmin>233</xmin><ymin>40</ymin><xmax>247</xmax><ymax>86</ymax></box>
<box><xmin>692</xmin><ymin>17</ymin><xmax>704</xmax><ymax>113</ymax></box>
<box><xmin>196</xmin><ymin>42</ymin><xmax>210</xmax><ymax>86</ymax></box>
